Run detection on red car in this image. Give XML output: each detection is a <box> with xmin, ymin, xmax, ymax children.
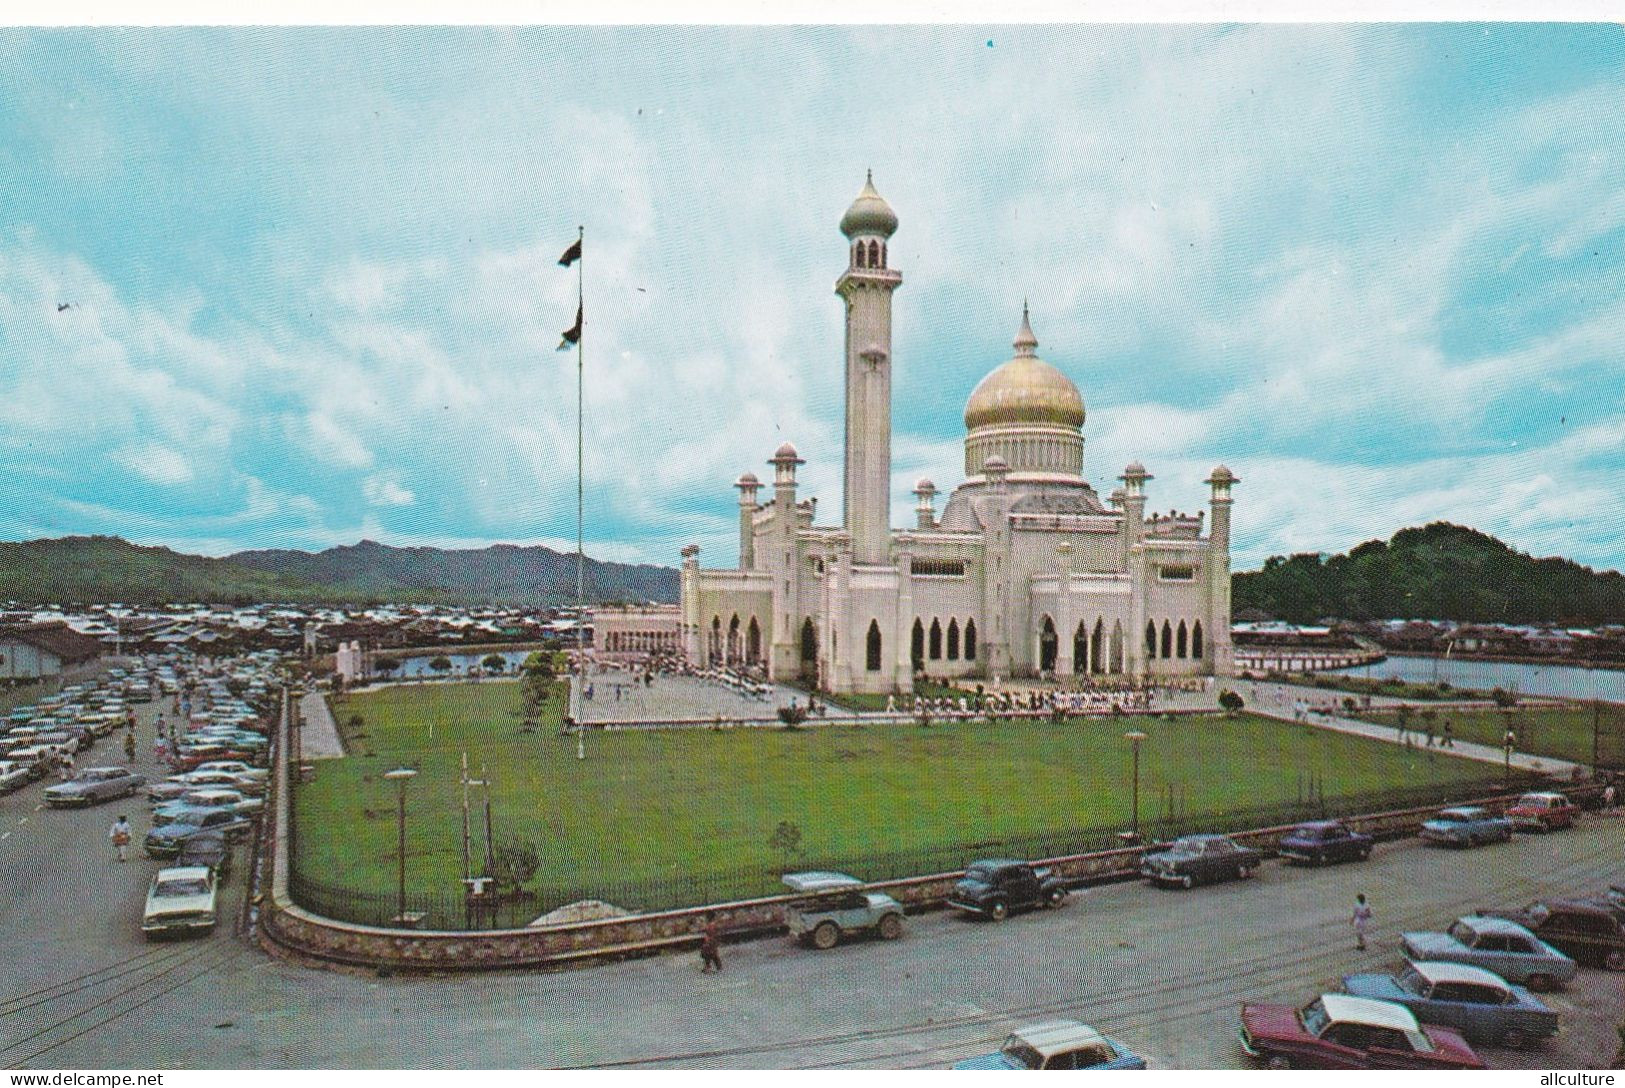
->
<box><xmin>1505</xmin><ymin>791</ymin><xmax>1578</xmax><ymax>833</ymax></box>
<box><xmin>1239</xmin><ymin>994</ymin><xmax>1485</xmax><ymax>1070</ymax></box>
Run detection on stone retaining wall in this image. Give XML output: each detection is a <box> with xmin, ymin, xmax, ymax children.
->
<box><xmin>259</xmin><ymin>686</ymin><xmax>1603</xmax><ymax>972</ymax></box>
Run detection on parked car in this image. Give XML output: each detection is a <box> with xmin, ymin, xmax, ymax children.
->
<box><xmin>1481</xmin><ymin>900</ymin><xmax>1625</xmax><ymax>971</ymax></box>
<box><xmin>141</xmin><ymin>866</ymin><xmax>219</xmax><ymax>939</ymax></box>
<box><xmin>152</xmin><ymin>788</ymin><xmax>261</xmax><ymax>827</ymax></box>
<box><xmin>947</xmin><ymin>859</ymin><xmax>1067</xmax><ymax>920</ymax></box>
<box><xmin>144</xmin><ymin>809</ymin><xmax>254</xmax><ymax>858</ymax></box>
<box><xmin>1418</xmin><ymin>806</ymin><xmax>1512</xmax><ymax>847</ymax></box>
<box><xmin>1238</xmin><ymin>993</ymin><xmax>1485</xmax><ymax>1069</ymax></box>
<box><xmin>0</xmin><ymin>760</ymin><xmax>34</xmax><ymax>793</ymax></box>
<box><xmin>1342</xmin><ymin>960</ymin><xmax>1558</xmax><ymax>1049</ymax></box>
<box><xmin>1401</xmin><ymin>916</ymin><xmax>1578</xmax><ymax>991</ymax></box>
<box><xmin>175</xmin><ymin>830</ymin><xmax>233</xmax><ymax>881</ymax></box>
<box><xmin>149</xmin><ymin>770</ymin><xmax>263</xmax><ymax>803</ymax></box>
<box><xmin>1504</xmin><ymin>792</ymin><xmax>1579</xmax><ymax>833</ymax></box>
<box><xmin>43</xmin><ymin>767</ymin><xmax>146</xmax><ymax>807</ymax></box>
<box><xmin>781</xmin><ymin>871</ymin><xmax>905</xmax><ymax>949</ymax></box>
<box><xmin>194</xmin><ymin>760</ymin><xmax>269</xmax><ymax>783</ymax></box>
<box><xmin>1140</xmin><ymin>834</ymin><xmax>1261</xmax><ymax>888</ymax></box>
<box><xmin>1277</xmin><ymin>820</ymin><xmax>1373</xmax><ymax>866</ymax></box>
<box><xmin>954</xmin><ymin>1021</ymin><xmax>1147</xmax><ymax>1070</ymax></box>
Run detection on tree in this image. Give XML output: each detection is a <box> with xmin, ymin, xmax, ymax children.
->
<box><xmin>482</xmin><ymin>653</ymin><xmax>507</xmax><ymax>674</ymax></box>
<box><xmin>521</xmin><ymin>650</ymin><xmax>555</xmax><ymax>682</ymax></box>
<box><xmin>1491</xmin><ymin>686</ymin><xmax>1518</xmax><ymax>709</ymax></box>
<box><xmin>1218</xmin><ymin>690</ymin><xmax>1244</xmax><ymax>715</ymax></box>
<box><xmin>777</xmin><ymin>705</ymin><xmax>808</xmax><ymax>729</ymax></box>
<box><xmin>428</xmin><ymin>655</ymin><xmax>453</xmax><ymax>674</ymax></box>
<box><xmin>373</xmin><ymin>656</ymin><xmax>401</xmax><ymax>677</ymax></box>
<box><xmin>767</xmin><ymin>820</ymin><xmax>803</xmax><ymax>864</ymax></box>
<box><xmin>490</xmin><ymin>838</ymin><xmax>540</xmax><ymax>891</ymax></box>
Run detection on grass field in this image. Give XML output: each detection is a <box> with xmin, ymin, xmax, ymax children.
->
<box><xmin>291</xmin><ymin>679</ymin><xmax>1514</xmax><ymax>917</ymax></box>
<box><xmin>1354</xmin><ymin>704</ymin><xmax>1625</xmax><ymax>767</ymax></box>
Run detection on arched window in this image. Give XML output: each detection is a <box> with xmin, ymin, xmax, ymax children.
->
<box><xmin>929</xmin><ymin>618</ymin><xmax>943</xmax><ymax>660</ymax></box>
<box><xmin>879</xmin><ymin>242</ymin><xmax>886</xmax><ymax>267</ymax></box>
<box><xmin>1145</xmin><ymin>621</ymin><xmax>1157</xmax><ymax>658</ymax></box>
<box><xmin>853</xmin><ymin>242</ymin><xmax>866</xmax><ymax>269</ymax></box>
<box><xmin>1110</xmin><ymin>620</ymin><xmax>1125</xmax><ymax>673</ymax></box>
<box><xmin>865</xmin><ymin>620</ymin><xmax>883</xmax><ymax>672</ymax></box>
<box><xmin>1092</xmin><ymin>618</ymin><xmax>1105</xmax><ymax>675</ymax></box>
<box><xmin>1073</xmin><ymin>620</ymin><xmax>1089</xmax><ymax>674</ymax></box>
<box><xmin>1192</xmin><ymin>620</ymin><xmax>1205</xmax><ymax>660</ymax></box>
<box><xmin>710</xmin><ymin>616</ymin><xmax>722</xmax><ymax>664</ymax></box>
<box><xmin>1038</xmin><ymin>615</ymin><xmax>1058</xmax><ymax>673</ymax></box>
<box><xmin>728</xmin><ymin>614</ymin><xmax>742</xmax><ymax>664</ymax></box>
<box><xmin>911</xmin><ymin>618</ymin><xmax>925</xmax><ymax>671</ymax></box>
<box><xmin>1161</xmin><ymin>620</ymin><xmax>1173</xmax><ymax>659</ymax></box>
<box><xmin>868</xmin><ymin>240</ymin><xmax>881</xmax><ymax>267</ymax></box>
<box><xmin>800</xmin><ymin>617</ymin><xmax>817</xmax><ymax>664</ymax></box>
<box><xmin>964</xmin><ymin>619</ymin><xmax>977</xmax><ymax>661</ymax></box>
<box><xmin>1176</xmin><ymin>620</ymin><xmax>1188</xmax><ymax>659</ymax></box>
<box><xmin>947</xmin><ymin>619</ymin><xmax>960</xmax><ymax>661</ymax></box>
<box><xmin>748</xmin><ymin>616</ymin><xmax>762</xmax><ymax>664</ymax></box>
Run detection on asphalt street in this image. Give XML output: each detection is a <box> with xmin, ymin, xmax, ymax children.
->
<box><xmin>2</xmin><ymin>698</ymin><xmax>1622</xmax><ymax>1069</ymax></box>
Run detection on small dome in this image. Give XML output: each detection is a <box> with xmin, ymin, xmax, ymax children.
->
<box><xmin>1209</xmin><ymin>464</ymin><xmax>1235</xmax><ymax>481</ymax></box>
<box><xmin>839</xmin><ymin>171</ymin><xmax>898</xmax><ymax>239</ymax></box>
<box><xmin>1122</xmin><ymin>461</ymin><xmax>1148</xmax><ymax>477</ymax></box>
<box><xmin>771</xmin><ymin>442</ymin><xmax>802</xmax><ymax>463</ymax></box>
<box><xmin>963</xmin><ymin>306</ymin><xmax>1084</xmax><ymax>431</ymax></box>
<box><xmin>734</xmin><ymin>472</ymin><xmax>760</xmax><ymax>487</ymax></box>
<box><xmin>914</xmin><ymin>478</ymin><xmax>936</xmax><ymax>493</ymax></box>
<box><xmin>983</xmin><ymin>454</ymin><xmax>1010</xmax><ymax>473</ymax></box>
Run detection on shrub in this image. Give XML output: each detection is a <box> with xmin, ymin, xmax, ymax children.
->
<box><xmin>428</xmin><ymin>655</ymin><xmax>453</xmax><ymax>673</ymax></box>
<box><xmin>777</xmin><ymin>705</ymin><xmax>808</xmax><ymax>729</ymax></box>
<box><xmin>1218</xmin><ymin>690</ymin><xmax>1244</xmax><ymax>714</ymax></box>
<box><xmin>490</xmin><ymin>839</ymin><xmax>541</xmax><ymax>890</ymax></box>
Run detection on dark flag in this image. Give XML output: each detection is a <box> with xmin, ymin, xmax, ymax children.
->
<box><xmin>558</xmin><ymin>238</ymin><xmax>582</xmax><ymax>267</ymax></box>
<box><xmin>558</xmin><ymin>304</ymin><xmax>583</xmax><ymax>351</ymax></box>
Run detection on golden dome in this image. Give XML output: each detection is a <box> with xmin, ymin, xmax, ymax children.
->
<box><xmin>963</xmin><ymin>306</ymin><xmax>1085</xmax><ymax>431</ymax></box>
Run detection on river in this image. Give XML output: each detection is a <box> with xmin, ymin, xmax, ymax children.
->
<box><xmin>1332</xmin><ymin>653</ymin><xmax>1625</xmax><ymax>704</ymax></box>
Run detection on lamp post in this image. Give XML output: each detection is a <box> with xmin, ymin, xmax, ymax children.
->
<box><xmin>1124</xmin><ymin>731</ymin><xmax>1148</xmax><ymax>843</ymax></box>
<box><xmin>383</xmin><ymin>767</ymin><xmax>417</xmax><ymax>923</ymax></box>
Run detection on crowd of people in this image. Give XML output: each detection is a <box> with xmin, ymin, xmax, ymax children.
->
<box><xmin>884</xmin><ymin>683</ymin><xmax>1157</xmax><ymax>720</ymax></box>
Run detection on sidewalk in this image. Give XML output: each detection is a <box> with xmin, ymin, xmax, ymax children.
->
<box><xmin>298</xmin><ymin>689</ymin><xmax>346</xmax><ymax>759</ymax></box>
<box><xmin>1234</xmin><ymin>679</ymin><xmax>1585</xmax><ymax>778</ymax></box>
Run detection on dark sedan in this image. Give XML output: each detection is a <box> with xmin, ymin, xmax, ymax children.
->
<box><xmin>1277</xmin><ymin>820</ymin><xmax>1373</xmax><ymax>866</ymax></box>
<box><xmin>176</xmin><ymin>830</ymin><xmax>233</xmax><ymax>880</ymax></box>
<box><xmin>947</xmin><ymin>859</ymin><xmax>1067</xmax><ymax>920</ymax></box>
<box><xmin>1483</xmin><ymin>900</ymin><xmax>1625</xmax><ymax>971</ymax></box>
<box><xmin>1141</xmin><ymin>834</ymin><xmax>1261</xmax><ymax>889</ymax></box>
<box><xmin>143</xmin><ymin>809</ymin><xmax>253</xmax><ymax>858</ymax></box>
<box><xmin>43</xmin><ymin>767</ymin><xmax>146</xmax><ymax>807</ymax></box>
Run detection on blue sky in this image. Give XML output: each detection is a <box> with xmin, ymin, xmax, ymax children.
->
<box><xmin>1</xmin><ymin>25</ymin><xmax>1622</xmax><ymax>572</ymax></box>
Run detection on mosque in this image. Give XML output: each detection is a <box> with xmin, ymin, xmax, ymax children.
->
<box><xmin>678</xmin><ymin>174</ymin><xmax>1238</xmax><ymax>696</ymax></box>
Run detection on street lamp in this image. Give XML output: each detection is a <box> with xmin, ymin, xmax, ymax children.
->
<box><xmin>383</xmin><ymin>767</ymin><xmax>418</xmax><ymax>924</ymax></box>
<box><xmin>1124</xmin><ymin>731</ymin><xmax>1148</xmax><ymax>843</ymax></box>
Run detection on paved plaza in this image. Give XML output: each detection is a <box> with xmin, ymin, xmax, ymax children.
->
<box><xmin>575</xmin><ymin>670</ymin><xmax>802</xmax><ymax>725</ymax></box>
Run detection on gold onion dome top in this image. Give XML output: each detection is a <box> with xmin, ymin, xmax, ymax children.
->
<box><xmin>839</xmin><ymin>170</ymin><xmax>899</xmax><ymax>238</ymax></box>
<box><xmin>963</xmin><ymin>304</ymin><xmax>1085</xmax><ymax>431</ymax></box>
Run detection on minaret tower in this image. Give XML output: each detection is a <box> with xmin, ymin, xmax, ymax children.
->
<box><xmin>836</xmin><ymin>171</ymin><xmax>902</xmax><ymax>565</ymax></box>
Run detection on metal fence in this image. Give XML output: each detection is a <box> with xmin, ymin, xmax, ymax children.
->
<box><xmin>286</xmin><ymin>769</ymin><xmax>1548</xmax><ymax>930</ymax></box>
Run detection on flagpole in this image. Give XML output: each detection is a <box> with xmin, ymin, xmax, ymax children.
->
<box><xmin>575</xmin><ymin>225</ymin><xmax>586</xmax><ymax>744</ymax></box>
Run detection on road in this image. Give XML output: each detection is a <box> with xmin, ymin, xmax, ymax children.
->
<box><xmin>2</xmin><ymin>701</ymin><xmax>1622</xmax><ymax>1068</ymax></box>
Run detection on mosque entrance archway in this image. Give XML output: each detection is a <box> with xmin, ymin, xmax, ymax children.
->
<box><xmin>1073</xmin><ymin>621</ymin><xmax>1089</xmax><ymax>675</ymax></box>
<box><xmin>800</xmin><ymin>618</ymin><xmax>817</xmax><ymax>678</ymax></box>
<box><xmin>911</xmin><ymin>618</ymin><xmax>925</xmax><ymax>672</ymax></box>
<box><xmin>727</xmin><ymin>614</ymin><xmax>741</xmax><ymax>665</ymax></box>
<box><xmin>747</xmin><ymin>616</ymin><xmax>762</xmax><ymax>665</ymax></box>
<box><xmin>1038</xmin><ymin>615</ymin><xmax>1058</xmax><ymax>674</ymax></box>
<box><xmin>1091</xmin><ymin>618</ymin><xmax>1105</xmax><ymax>675</ymax></box>
<box><xmin>866</xmin><ymin>620</ymin><xmax>883</xmax><ymax>672</ymax></box>
<box><xmin>1110</xmin><ymin>620</ymin><xmax>1125</xmax><ymax>673</ymax></box>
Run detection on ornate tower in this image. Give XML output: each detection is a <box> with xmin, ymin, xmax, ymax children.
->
<box><xmin>836</xmin><ymin>171</ymin><xmax>902</xmax><ymax>565</ymax></box>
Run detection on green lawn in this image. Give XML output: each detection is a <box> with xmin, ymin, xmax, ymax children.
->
<box><xmin>292</xmin><ymin>680</ymin><xmax>1515</xmax><ymax>921</ymax></box>
<box><xmin>1354</xmin><ymin>705</ymin><xmax>1624</xmax><ymax>767</ymax></box>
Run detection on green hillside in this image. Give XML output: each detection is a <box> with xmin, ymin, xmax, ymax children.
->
<box><xmin>1234</xmin><ymin>522</ymin><xmax>1625</xmax><ymax>625</ymax></box>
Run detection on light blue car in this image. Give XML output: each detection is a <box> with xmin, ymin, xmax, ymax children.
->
<box><xmin>954</xmin><ymin>1021</ymin><xmax>1147</xmax><ymax>1069</ymax></box>
<box><xmin>1342</xmin><ymin>960</ymin><xmax>1558</xmax><ymax>1049</ymax></box>
<box><xmin>1418</xmin><ymin>806</ymin><xmax>1513</xmax><ymax>847</ymax></box>
<box><xmin>1401</xmin><ymin>916</ymin><xmax>1577</xmax><ymax>991</ymax></box>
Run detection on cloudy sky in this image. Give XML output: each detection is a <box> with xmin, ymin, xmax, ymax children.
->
<box><xmin>1</xmin><ymin>25</ymin><xmax>1622</xmax><ymax>572</ymax></box>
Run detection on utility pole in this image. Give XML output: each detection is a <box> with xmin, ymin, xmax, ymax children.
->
<box><xmin>460</xmin><ymin>751</ymin><xmax>472</xmax><ymax>881</ymax></box>
<box><xmin>482</xmin><ymin>762</ymin><xmax>495</xmax><ymax>877</ymax></box>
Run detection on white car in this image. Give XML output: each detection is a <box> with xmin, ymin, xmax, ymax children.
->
<box><xmin>141</xmin><ymin>866</ymin><xmax>219</xmax><ymax>939</ymax></box>
<box><xmin>194</xmin><ymin>760</ymin><xmax>268</xmax><ymax>782</ymax></box>
<box><xmin>0</xmin><ymin>760</ymin><xmax>33</xmax><ymax>793</ymax></box>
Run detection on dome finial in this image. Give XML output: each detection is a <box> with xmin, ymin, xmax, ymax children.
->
<box><xmin>1014</xmin><ymin>301</ymin><xmax>1038</xmax><ymax>356</ymax></box>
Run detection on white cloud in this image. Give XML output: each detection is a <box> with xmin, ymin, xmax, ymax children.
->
<box><xmin>112</xmin><ymin>443</ymin><xmax>193</xmax><ymax>486</ymax></box>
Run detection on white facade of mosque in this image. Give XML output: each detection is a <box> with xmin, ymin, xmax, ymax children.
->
<box><xmin>679</xmin><ymin>175</ymin><xmax>1238</xmax><ymax>695</ymax></box>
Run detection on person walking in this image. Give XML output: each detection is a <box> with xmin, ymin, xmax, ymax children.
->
<box><xmin>699</xmin><ymin>918</ymin><xmax>723</xmax><ymax>973</ymax></box>
<box><xmin>1441</xmin><ymin>720</ymin><xmax>1455</xmax><ymax>748</ymax></box>
<box><xmin>123</xmin><ymin>730</ymin><xmax>137</xmax><ymax>764</ymax></box>
<box><xmin>58</xmin><ymin>750</ymin><xmax>75</xmax><ymax>782</ymax></box>
<box><xmin>109</xmin><ymin>815</ymin><xmax>132</xmax><ymax>862</ymax></box>
<box><xmin>1352</xmin><ymin>893</ymin><xmax>1374</xmax><ymax>951</ymax></box>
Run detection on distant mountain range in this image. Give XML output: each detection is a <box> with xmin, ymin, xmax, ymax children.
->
<box><xmin>0</xmin><ymin>536</ymin><xmax>678</xmax><ymax>607</ymax></box>
<box><xmin>4</xmin><ymin>523</ymin><xmax>1619</xmax><ymax>622</ymax></box>
<box><xmin>1234</xmin><ymin>522</ymin><xmax>1625</xmax><ymax>626</ymax></box>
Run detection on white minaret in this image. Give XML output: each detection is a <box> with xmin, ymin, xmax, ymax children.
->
<box><xmin>836</xmin><ymin>171</ymin><xmax>902</xmax><ymax>565</ymax></box>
